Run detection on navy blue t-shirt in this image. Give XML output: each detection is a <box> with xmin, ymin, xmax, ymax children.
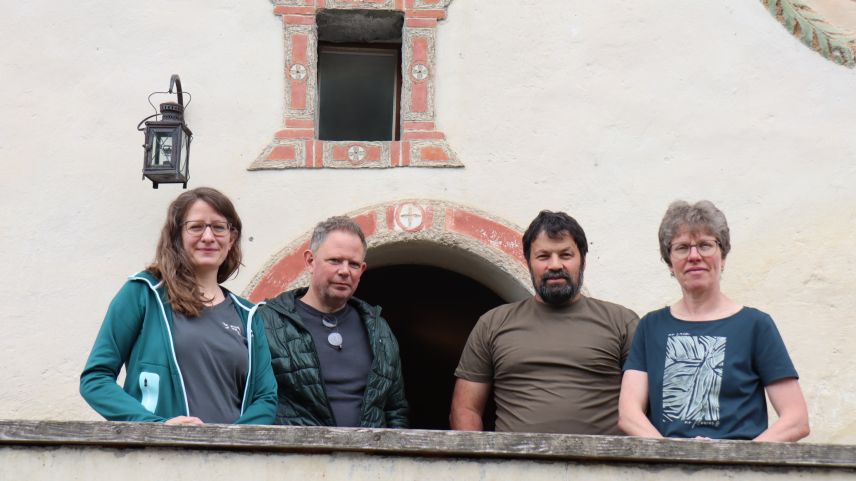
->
<box><xmin>623</xmin><ymin>306</ymin><xmax>798</xmax><ymax>439</ymax></box>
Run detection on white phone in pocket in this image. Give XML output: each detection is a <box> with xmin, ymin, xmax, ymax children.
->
<box><xmin>139</xmin><ymin>372</ymin><xmax>160</xmax><ymax>413</ymax></box>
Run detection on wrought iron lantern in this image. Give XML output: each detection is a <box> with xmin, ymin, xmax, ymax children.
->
<box><xmin>137</xmin><ymin>75</ymin><xmax>192</xmax><ymax>188</ymax></box>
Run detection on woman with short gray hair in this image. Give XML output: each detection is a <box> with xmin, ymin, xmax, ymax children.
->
<box><xmin>618</xmin><ymin>200</ymin><xmax>809</xmax><ymax>441</ymax></box>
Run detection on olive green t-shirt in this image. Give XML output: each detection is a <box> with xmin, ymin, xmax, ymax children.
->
<box><xmin>455</xmin><ymin>296</ymin><xmax>638</xmax><ymax>434</ymax></box>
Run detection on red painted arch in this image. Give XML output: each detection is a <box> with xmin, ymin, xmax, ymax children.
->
<box><xmin>246</xmin><ymin>200</ymin><xmax>526</xmax><ymax>302</ymax></box>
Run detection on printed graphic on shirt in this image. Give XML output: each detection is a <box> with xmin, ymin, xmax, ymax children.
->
<box><xmin>222</xmin><ymin>322</ymin><xmax>242</xmax><ymax>335</ymax></box>
<box><xmin>662</xmin><ymin>334</ymin><xmax>725</xmax><ymax>425</ymax></box>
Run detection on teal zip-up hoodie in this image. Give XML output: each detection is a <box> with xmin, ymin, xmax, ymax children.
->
<box><xmin>80</xmin><ymin>271</ymin><xmax>277</xmax><ymax>423</ymax></box>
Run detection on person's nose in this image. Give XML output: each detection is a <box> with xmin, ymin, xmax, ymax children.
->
<box><xmin>547</xmin><ymin>254</ymin><xmax>563</xmax><ymax>270</ymax></box>
<box><xmin>200</xmin><ymin>225</ymin><xmax>216</xmax><ymax>242</ymax></box>
<box><xmin>686</xmin><ymin>245</ymin><xmax>702</xmax><ymax>261</ymax></box>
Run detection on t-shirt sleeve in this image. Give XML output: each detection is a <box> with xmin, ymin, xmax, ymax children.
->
<box><xmin>620</xmin><ymin>308</ymin><xmax>641</xmax><ymax>367</ymax></box>
<box><xmin>454</xmin><ymin>312</ymin><xmax>495</xmax><ymax>383</ymax></box>
<box><xmin>622</xmin><ymin>312</ymin><xmax>649</xmax><ymax>373</ymax></box>
<box><xmin>752</xmin><ymin>312</ymin><xmax>798</xmax><ymax>385</ymax></box>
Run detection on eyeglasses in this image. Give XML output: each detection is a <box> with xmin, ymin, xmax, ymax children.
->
<box><xmin>669</xmin><ymin>240</ymin><xmax>720</xmax><ymax>259</ymax></box>
<box><xmin>183</xmin><ymin>220</ymin><xmax>232</xmax><ymax>237</ymax></box>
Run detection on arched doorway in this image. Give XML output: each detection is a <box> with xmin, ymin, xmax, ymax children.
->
<box><xmin>245</xmin><ymin>199</ymin><xmax>534</xmax><ymax>429</ymax></box>
<box><xmin>355</xmin><ymin>264</ymin><xmax>505</xmax><ymax>430</ymax></box>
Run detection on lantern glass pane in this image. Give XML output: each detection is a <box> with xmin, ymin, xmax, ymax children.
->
<box><xmin>178</xmin><ymin>131</ymin><xmax>189</xmax><ymax>173</ymax></box>
<box><xmin>152</xmin><ymin>133</ymin><xmax>174</xmax><ymax>168</ymax></box>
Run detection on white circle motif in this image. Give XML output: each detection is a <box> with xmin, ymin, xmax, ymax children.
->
<box><xmin>290</xmin><ymin>64</ymin><xmax>307</xmax><ymax>80</ymax></box>
<box><xmin>396</xmin><ymin>203</ymin><xmax>425</xmax><ymax>231</ymax></box>
<box><xmin>347</xmin><ymin>145</ymin><xmax>366</xmax><ymax>162</ymax></box>
<box><xmin>411</xmin><ymin>64</ymin><xmax>429</xmax><ymax>81</ymax></box>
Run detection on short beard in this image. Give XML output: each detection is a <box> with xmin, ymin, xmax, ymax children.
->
<box><xmin>535</xmin><ymin>270</ymin><xmax>583</xmax><ymax>306</ymax></box>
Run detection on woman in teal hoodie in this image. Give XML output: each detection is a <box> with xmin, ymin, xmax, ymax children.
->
<box><xmin>80</xmin><ymin>187</ymin><xmax>277</xmax><ymax>424</ymax></box>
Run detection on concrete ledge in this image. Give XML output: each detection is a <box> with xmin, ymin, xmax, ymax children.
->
<box><xmin>1</xmin><ymin>420</ymin><xmax>854</xmax><ymax>469</ymax></box>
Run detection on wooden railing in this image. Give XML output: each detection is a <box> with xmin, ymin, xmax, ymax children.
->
<box><xmin>1</xmin><ymin>420</ymin><xmax>854</xmax><ymax>479</ymax></box>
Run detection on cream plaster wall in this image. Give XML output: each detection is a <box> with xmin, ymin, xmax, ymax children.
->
<box><xmin>1</xmin><ymin>0</ymin><xmax>854</xmax><ymax>443</ymax></box>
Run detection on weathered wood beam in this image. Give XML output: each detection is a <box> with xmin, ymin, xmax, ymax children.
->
<box><xmin>1</xmin><ymin>420</ymin><xmax>854</xmax><ymax>469</ymax></box>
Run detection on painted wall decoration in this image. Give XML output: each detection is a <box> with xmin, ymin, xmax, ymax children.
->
<box><xmin>762</xmin><ymin>0</ymin><xmax>856</xmax><ymax>67</ymax></box>
<box><xmin>250</xmin><ymin>0</ymin><xmax>461</xmax><ymax>169</ymax></box>
<box><xmin>245</xmin><ymin>199</ymin><xmax>529</xmax><ymax>302</ymax></box>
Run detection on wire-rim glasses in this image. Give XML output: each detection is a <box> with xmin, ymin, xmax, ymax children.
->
<box><xmin>182</xmin><ymin>220</ymin><xmax>232</xmax><ymax>237</ymax></box>
<box><xmin>669</xmin><ymin>239</ymin><xmax>720</xmax><ymax>259</ymax></box>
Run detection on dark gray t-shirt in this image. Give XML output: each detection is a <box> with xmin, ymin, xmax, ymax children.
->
<box><xmin>296</xmin><ymin>299</ymin><xmax>372</xmax><ymax>427</ymax></box>
<box><xmin>172</xmin><ymin>295</ymin><xmax>248</xmax><ymax>424</ymax></box>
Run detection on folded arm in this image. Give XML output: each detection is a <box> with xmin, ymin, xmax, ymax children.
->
<box><xmin>450</xmin><ymin>378</ymin><xmax>490</xmax><ymax>431</ymax></box>
<box><xmin>80</xmin><ymin>282</ymin><xmax>168</xmax><ymax>422</ymax></box>
<box><xmin>754</xmin><ymin>378</ymin><xmax>810</xmax><ymax>442</ymax></box>
<box><xmin>617</xmin><ymin>369</ymin><xmax>663</xmax><ymax>438</ymax></box>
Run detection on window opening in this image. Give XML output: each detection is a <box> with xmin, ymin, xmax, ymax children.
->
<box><xmin>316</xmin><ymin>9</ymin><xmax>404</xmax><ymax>142</ymax></box>
<box><xmin>318</xmin><ymin>44</ymin><xmax>402</xmax><ymax>141</ymax></box>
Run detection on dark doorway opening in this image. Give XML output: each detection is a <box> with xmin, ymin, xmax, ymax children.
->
<box><xmin>355</xmin><ymin>264</ymin><xmax>504</xmax><ymax>430</ymax></box>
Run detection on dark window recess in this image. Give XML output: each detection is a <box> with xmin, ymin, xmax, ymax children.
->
<box><xmin>316</xmin><ymin>9</ymin><xmax>403</xmax><ymax>142</ymax></box>
<box><xmin>318</xmin><ymin>45</ymin><xmax>400</xmax><ymax>141</ymax></box>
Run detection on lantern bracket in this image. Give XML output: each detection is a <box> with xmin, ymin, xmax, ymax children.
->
<box><xmin>169</xmin><ymin>74</ymin><xmax>183</xmax><ymax>107</ymax></box>
<box><xmin>145</xmin><ymin>75</ymin><xmax>192</xmax><ymax>115</ymax></box>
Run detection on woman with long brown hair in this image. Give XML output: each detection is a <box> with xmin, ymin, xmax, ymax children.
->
<box><xmin>80</xmin><ymin>187</ymin><xmax>276</xmax><ymax>424</ymax></box>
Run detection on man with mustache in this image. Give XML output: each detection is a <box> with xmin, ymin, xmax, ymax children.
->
<box><xmin>450</xmin><ymin>210</ymin><xmax>638</xmax><ymax>434</ymax></box>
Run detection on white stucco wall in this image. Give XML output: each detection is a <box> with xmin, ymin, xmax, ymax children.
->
<box><xmin>1</xmin><ymin>0</ymin><xmax>854</xmax><ymax>443</ymax></box>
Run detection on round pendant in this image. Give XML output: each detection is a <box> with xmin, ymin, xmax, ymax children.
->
<box><xmin>328</xmin><ymin>332</ymin><xmax>343</xmax><ymax>349</ymax></box>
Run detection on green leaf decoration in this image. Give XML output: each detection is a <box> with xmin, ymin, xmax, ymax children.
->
<box><xmin>763</xmin><ymin>0</ymin><xmax>856</xmax><ymax>68</ymax></box>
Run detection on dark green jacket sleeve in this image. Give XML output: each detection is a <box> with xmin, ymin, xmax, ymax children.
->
<box><xmin>79</xmin><ymin>282</ymin><xmax>167</xmax><ymax>422</ymax></box>
<box><xmin>236</xmin><ymin>312</ymin><xmax>278</xmax><ymax>424</ymax></box>
<box><xmin>384</xmin><ymin>335</ymin><xmax>409</xmax><ymax>428</ymax></box>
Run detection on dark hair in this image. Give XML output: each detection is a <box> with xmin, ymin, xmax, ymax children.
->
<box><xmin>309</xmin><ymin>216</ymin><xmax>367</xmax><ymax>253</ymax></box>
<box><xmin>522</xmin><ymin>210</ymin><xmax>588</xmax><ymax>263</ymax></box>
<box><xmin>658</xmin><ymin>200</ymin><xmax>731</xmax><ymax>267</ymax></box>
<box><xmin>147</xmin><ymin>187</ymin><xmax>243</xmax><ymax>317</ymax></box>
